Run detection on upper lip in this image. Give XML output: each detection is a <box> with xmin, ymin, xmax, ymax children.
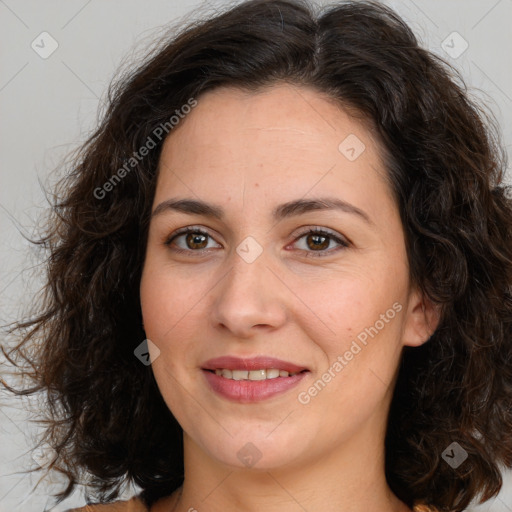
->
<box><xmin>202</xmin><ymin>356</ymin><xmax>309</xmax><ymax>373</ymax></box>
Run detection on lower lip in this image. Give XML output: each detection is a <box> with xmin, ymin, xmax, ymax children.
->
<box><xmin>202</xmin><ymin>370</ymin><xmax>308</xmax><ymax>403</ymax></box>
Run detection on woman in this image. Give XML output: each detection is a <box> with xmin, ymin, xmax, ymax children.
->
<box><xmin>3</xmin><ymin>0</ymin><xmax>511</xmax><ymax>511</ymax></box>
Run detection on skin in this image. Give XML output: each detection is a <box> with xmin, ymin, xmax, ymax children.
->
<box><xmin>140</xmin><ymin>84</ymin><xmax>440</xmax><ymax>512</ymax></box>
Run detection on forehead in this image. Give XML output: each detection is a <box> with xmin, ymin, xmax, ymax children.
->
<box><xmin>155</xmin><ymin>84</ymin><xmax>392</xmax><ymax>211</ymax></box>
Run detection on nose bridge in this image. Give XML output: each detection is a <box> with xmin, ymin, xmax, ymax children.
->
<box><xmin>211</xmin><ymin>237</ymin><xmax>286</xmax><ymax>336</ymax></box>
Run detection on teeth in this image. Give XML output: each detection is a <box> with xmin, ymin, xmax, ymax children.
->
<box><xmin>232</xmin><ymin>370</ymin><xmax>248</xmax><ymax>381</ymax></box>
<box><xmin>213</xmin><ymin>368</ymin><xmax>299</xmax><ymax>380</ymax></box>
<box><xmin>266</xmin><ymin>368</ymin><xmax>280</xmax><ymax>379</ymax></box>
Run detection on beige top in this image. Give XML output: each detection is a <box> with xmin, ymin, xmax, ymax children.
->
<box><xmin>66</xmin><ymin>496</ymin><xmax>147</xmax><ymax>511</ymax></box>
<box><xmin>67</xmin><ymin>496</ymin><xmax>441</xmax><ymax>511</ymax></box>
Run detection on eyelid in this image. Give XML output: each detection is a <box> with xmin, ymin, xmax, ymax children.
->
<box><xmin>291</xmin><ymin>225</ymin><xmax>350</xmax><ymax>245</ymax></box>
<box><xmin>164</xmin><ymin>225</ymin><xmax>350</xmax><ymax>256</ymax></box>
<box><xmin>289</xmin><ymin>226</ymin><xmax>350</xmax><ymax>257</ymax></box>
<box><xmin>164</xmin><ymin>225</ymin><xmax>221</xmax><ymax>248</ymax></box>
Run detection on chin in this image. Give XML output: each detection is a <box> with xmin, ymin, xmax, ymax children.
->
<box><xmin>194</xmin><ymin>425</ymin><xmax>308</xmax><ymax>470</ymax></box>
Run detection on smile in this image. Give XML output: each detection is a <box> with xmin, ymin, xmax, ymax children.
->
<box><xmin>201</xmin><ymin>356</ymin><xmax>310</xmax><ymax>402</ymax></box>
<box><xmin>211</xmin><ymin>368</ymin><xmax>302</xmax><ymax>380</ymax></box>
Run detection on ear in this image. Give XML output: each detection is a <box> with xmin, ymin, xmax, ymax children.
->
<box><xmin>401</xmin><ymin>286</ymin><xmax>441</xmax><ymax>347</ymax></box>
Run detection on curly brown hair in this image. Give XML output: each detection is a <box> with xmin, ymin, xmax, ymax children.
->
<box><xmin>3</xmin><ymin>0</ymin><xmax>512</xmax><ymax>510</ymax></box>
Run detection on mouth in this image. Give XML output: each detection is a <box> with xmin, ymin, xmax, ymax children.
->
<box><xmin>206</xmin><ymin>367</ymin><xmax>306</xmax><ymax>380</ymax></box>
<box><xmin>201</xmin><ymin>356</ymin><xmax>310</xmax><ymax>402</ymax></box>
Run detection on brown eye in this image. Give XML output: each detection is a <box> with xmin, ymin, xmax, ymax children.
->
<box><xmin>306</xmin><ymin>233</ymin><xmax>330</xmax><ymax>250</ymax></box>
<box><xmin>165</xmin><ymin>227</ymin><xmax>221</xmax><ymax>254</ymax></box>
<box><xmin>292</xmin><ymin>228</ymin><xmax>349</xmax><ymax>258</ymax></box>
<box><xmin>185</xmin><ymin>232</ymin><xmax>208</xmax><ymax>250</ymax></box>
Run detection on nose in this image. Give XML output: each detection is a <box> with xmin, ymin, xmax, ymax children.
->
<box><xmin>210</xmin><ymin>245</ymin><xmax>288</xmax><ymax>339</ymax></box>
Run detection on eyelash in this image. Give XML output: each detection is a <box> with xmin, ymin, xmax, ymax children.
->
<box><xmin>164</xmin><ymin>226</ymin><xmax>350</xmax><ymax>258</ymax></box>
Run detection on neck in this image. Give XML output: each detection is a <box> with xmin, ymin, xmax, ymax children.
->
<box><xmin>159</xmin><ymin>421</ymin><xmax>410</xmax><ymax>512</ymax></box>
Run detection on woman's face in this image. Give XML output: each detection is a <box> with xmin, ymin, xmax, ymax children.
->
<box><xmin>140</xmin><ymin>84</ymin><xmax>436</xmax><ymax>472</ymax></box>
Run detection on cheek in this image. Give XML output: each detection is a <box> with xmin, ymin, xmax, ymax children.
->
<box><xmin>298</xmin><ymin>266</ymin><xmax>405</xmax><ymax>350</ymax></box>
<box><xmin>140</xmin><ymin>266</ymin><xmax>197</xmax><ymax>411</ymax></box>
<box><xmin>326</xmin><ymin>280</ymin><xmax>406</xmax><ymax>378</ymax></box>
<box><xmin>139</xmin><ymin>259</ymin><xmax>212</xmax><ymax>403</ymax></box>
<box><xmin>140</xmin><ymin>267</ymin><xmax>169</xmax><ymax>340</ymax></box>
<box><xmin>140</xmin><ymin>257</ymin><xmax>200</xmax><ymax>341</ymax></box>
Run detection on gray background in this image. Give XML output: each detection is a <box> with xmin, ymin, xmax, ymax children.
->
<box><xmin>1</xmin><ymin>0</ymin><xmax>511</xmax><ymax>510</ymax></box>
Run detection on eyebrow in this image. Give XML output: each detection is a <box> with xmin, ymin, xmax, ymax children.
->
<box><xmin>151</xmin><ymin>197</ymin><xmax>374</xmax><ymax>226</ymax></box>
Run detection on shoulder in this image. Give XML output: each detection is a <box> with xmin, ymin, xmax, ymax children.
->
<box><xmin>413</xmin><ymin>504</ymin><xmax>443</xmax><ymax>512</ymax></box>
<box><xmin>65</xmin><ymin>496</ymin><xmax>148</xmax><ymax>512</ymax></box>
